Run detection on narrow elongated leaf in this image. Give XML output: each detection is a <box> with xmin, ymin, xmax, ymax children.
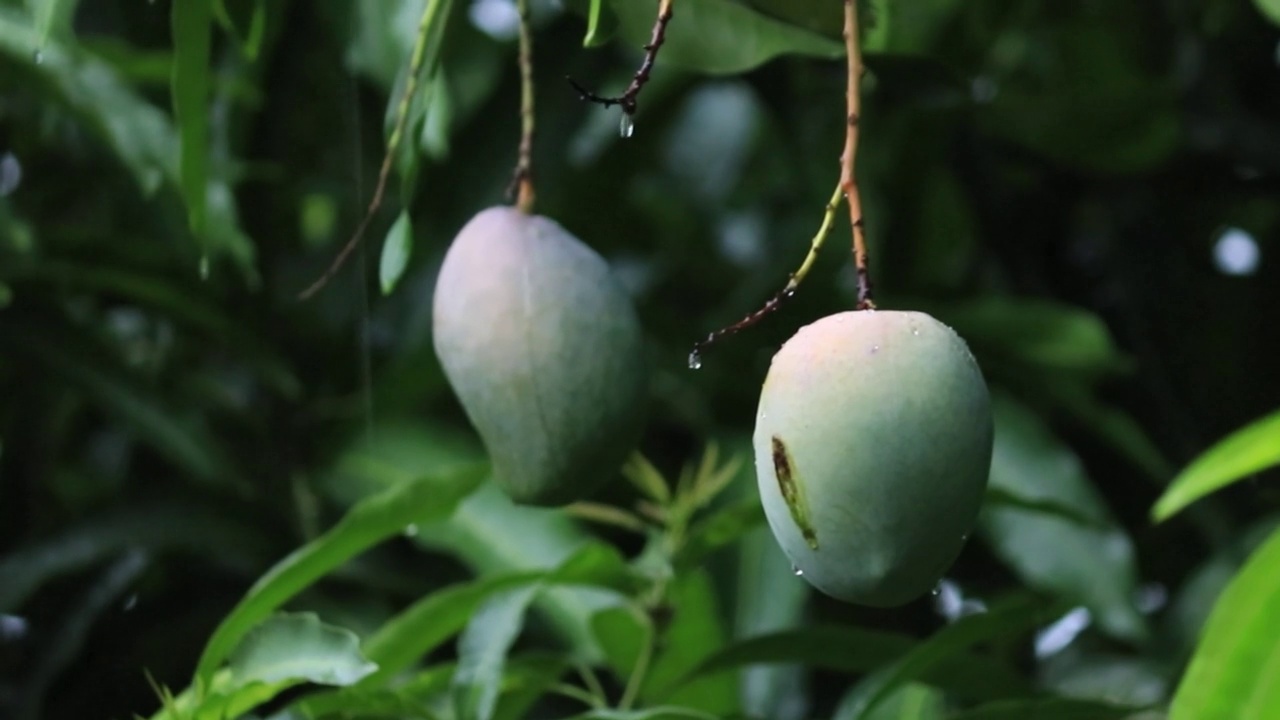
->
<box><xmin>451</xmin><ymin>585</ymin><xmax>541</xmax><ymax>720</ymax></box>
<box><xmin>641</xmin><ymin>569</ymin><xmax>738</xmax><ymax>714</ymax></box>
<box><xmin>0</xmin><ymin>502</ymin><xmax>269</xmax><ymax>613</ymax></box>
<box><xmin>171</xmin><ymin>0</ymin><xmax>212</xmax><ymax>237</ymax></box>
<box><xmin>1169</xmin><ymin>525</ymin><xmax>1280</xmax><ymax>720</ymax></box>
<box><xmin>607</xmin><ymin>0</ymin><xmax>841</xmax><ymax>75</ymax></box>
<box><xmin>834</xmin><ymin>682</ymin><xmax>945</xmax><ymax>720</ymax></box>
<box><xmin>566</xmin><ymin>710</ymin><xmax>719</xmax><ymax>720</ymax></box>
<box><xmin>194</xmin><ymin>464</ymin><xmax>487</xmax><ymax>686</ymax></box>
<box><xmin>356</xmin><ymin>542</ymin><xmax>634</xmax><ymax>688</ymax></box>
<box><xmin>981</xmin><ymin>394</ymin><xmax>1146</xmax><ymax>641</ymax></box>
<box><xmin>25</xmin><ymin>0</ymin><xmax>74</xmax><ymax>51</ymax></box>
<box><xmin>946</xmin><ymin>698</ymin><xmax>1143</xmax><ymax>720</ymax></box>
<box><xmin>228</xmin><ymin>612</ymin><xmax>376</xmax><ymax>688</ymax></box>
<box><xmin>379</xmin><ymin>210</ymin><xmax>414</xmax><ymax>295</ymax></box>
<box><xmin>844</xmin><ymin>595</ymin><xmax>1061</xmax><ymax>719</ymax></box>
<box><xmin>682</xmin><ymin>625</ymin><xmax>1030</xmax><ymax>704</ymax></box>
<box><xmin>584</xmin><ymin>0</ymin><xmax>614</xmax><ymax>46</ymax></box>
<box><xmin>1257</xmin><ymin>0</ymin><xmax>1280</xmax><ymax>26</ymax></box>
<box><xmin>1152</xmin><ymin>408</ymin><xmax>1280</xmax><ymax>522</ymax></box>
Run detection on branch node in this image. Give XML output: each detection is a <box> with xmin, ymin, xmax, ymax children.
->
<box><xmin>565</xmin><ymin>0</ymin><xmax>673</xmax><ymax>119</ymax></box>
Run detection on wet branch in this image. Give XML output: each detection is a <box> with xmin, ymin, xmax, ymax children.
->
<box><xmin>842</xmin><ymin>0</ymin><xmax>874</xmax><ymax>310</ymax></box>
<box><xmin>567</xmin><ymin>0</ymin><xmax>673</xmax><ymax>118</ymax></box>
<box><xmin>508</xmin><ymin>0</ymin><xmax>536</xmax><ymax>212</ymax></box>
<box><xmin>687</xmin><ymin>185</ymin><xmax>846</xmax><ymax>368</ymax></box>
<box><xmin>297</xmin><ymin>0</ymin><xmax>444</xmax><ymax>300</ymax></box>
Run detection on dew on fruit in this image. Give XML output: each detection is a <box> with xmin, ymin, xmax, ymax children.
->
<box><xmin>870</xmin><ymin>344</ymin><xmax>879</xmax><ymax>354</ymax></box>
<box><xmin>688</xmin><ymin>349</ymin><xmax>702</xmax><ymax>370</ymax></box>
<box><xmin>792</xmin><ymin>565</ymin><xmax>804</xmax><ymax>577</ymax></box>
<box><xmin>620</xmin><ymin>113</ymin><xmax>635</xmax><ymax>138</ymax></box>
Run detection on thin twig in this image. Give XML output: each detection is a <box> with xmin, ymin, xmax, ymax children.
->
<box><xmin>509</xmin><ymin>0</ymin><xmax>536</xmax><ymax>212</ymax></box>
<box><xmin>566</xmin><ymin>0</ymin><xmax>673</xmax><ymax>117</ymax></box>
<box><xmin>687</xmin><ymin>184</ymin><xmax>846</xmax><ymax>365</ymax></box>
<box><xmin>842</xmin><ymin>0</ymin><xmax>874</xmax><ymax>310</ymax></box>
<box><xmin>297</xmin><ymin>0</ymin><xmax>444</xmax><ymax>301</ymax></box>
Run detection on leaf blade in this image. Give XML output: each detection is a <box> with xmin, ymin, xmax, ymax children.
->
<box><xmin>1152</xmin><ymin>408</ymin><xmax>1280</xmax><ymax>522</ymax></box>
<box><xmin>171</xmin><ymin>0</ymin><xmax>212</xmax><ymax>238</ymax></box>
<box><xmin>1169</xmin><ymin>525</ymin><xmax>1280</xmax><ymax>720</ymax></box>
<box><xmin>194</xmin><ymin>464</ymin><xmax>487</xmax><ymax>686</ymax></box>
<box><xmin>379</xmin><ymin>210</ymin><xmax>414</xmax><ymax>294</ymax></box>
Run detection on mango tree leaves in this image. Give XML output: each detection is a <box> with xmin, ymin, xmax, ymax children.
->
<box><xmin>604</xmin><ymin>0</ymin><xmax>841</xmax><ymax>75</ymax></box>
<box><xmin>227</xmin><ymin>612</ymin><xmax>376</xmax><ymax>688</ymax></box>
<box><xmin>1168</xmin><ymin>524</ymin><xmax>1280</xmax><ymax>720</ymax></box>
<box><xmin>171</xmin><ymin>0</ymin><xmax>212</xmax><ymax>239</ymax></box>
<box><xmin>194</xmin><ymin>463</ymin><xmax>487</xmax><ymax>686</ymax></box>
<box><xmin>1253</xmin><ymin>0</ymin><xmax>1280</xmax><ymax>26</ymax></box>
<box><xmin>379</xmin><ymin>210</ymin><xmax>413</xmax><ymax>294</ymax></box>
<box><xmin>451</xmin><ymin>586</ymin><xmax>541</xmax><ymax>720</ymax></box>
<box><xmin>24</xmin><ymin>0</ymin><xmax>77</xmax><ymax>53</ymax></box>
<box><xmin>980</xmin><ymin>394</ymin><xmax>1146</xmax><ymax>642</ymax></box>
<box><xmin>839</xmin><ymin>595</ymin><xmax>1056</xmax><ymax>720</ymax></box>
<box><xmin>1152</xmin><ymin>408</ymin><xmax>1280</xmax><ymax>522</ymax></box>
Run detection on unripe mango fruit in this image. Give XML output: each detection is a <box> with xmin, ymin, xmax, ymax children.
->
<box><xmin>432</xmin><ymin>206</ymin><xmax>647</xmax><ymax>506</ymax></box>
<box><xmin>753</xmin><ymin>310</ymin><xmax>992</xmax><ymax>606</ymax></box>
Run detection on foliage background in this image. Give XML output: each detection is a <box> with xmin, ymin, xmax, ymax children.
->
<box><xmin>1</xmin><ymin>0</ymin><xmax>1279</xmax><ymax>719</ymax></box>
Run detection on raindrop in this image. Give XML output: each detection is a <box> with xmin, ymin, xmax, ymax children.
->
<box><xmin>931</xmin><ymin>584</ymin><xmax>941</xmax><ymax>596</ymax></box>
<box><xmin>1034</xmin><ymin>606</ymin><xmax>1092</xmax><ymax>659</ymax></box>
<box><xmin>32</xmin><ymin>48</ymin><xmax>43</xmax><ymax>65</ymax></box>
<box><xmin>911</xmin><ymin>328</ymin><xmax>920</xmax><ymax>336</ymax></box>
<box><xmin>403</xmin><ymin>524</ymin><xmax>419</xmax><ymax>538</ymax></box>
<box><xmin>870</xmin><ymin>345</ymin><xmax>880</xmax><ymax>355</ymax></box>
<box><xmin>687</xmin><ymin>349</ymin><xmax>702</xmax><ymax>370</ymax></box>
<box><xmin>620</xmin><ymin>113</ymin><xmax>635</xmax><ymax>139</ymax></box>
<box><xmin>122</xmin><ymin>594</ymin><xmax>138</xmax><ymax>611</ymax></box>
<box><xmin>0</xmin><ymin>153</ymin><xmax>20</xmax><ymax>197</ymax></box>
<box><xmin>792</xmin><ymin>565</ymin><xmax>804</xmax><ymax>577</ymax></box>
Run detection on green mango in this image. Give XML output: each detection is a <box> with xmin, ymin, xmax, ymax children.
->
<box><xmin>753</xmin><ymin>310</ymin><xmax>992</xmax><ymax>606</ymax></box>
<box><xmin>432</xmin><ymin>207</ymin><xmax>647</xmax><ymax>506</ymax></box>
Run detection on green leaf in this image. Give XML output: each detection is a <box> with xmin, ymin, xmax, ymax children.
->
<box><xmin>585</xmin><ymin>0</ymin><xmax>615</xmax><ymax>47</ymax></box>
<box><xmin>451</xmin><ymin>585</ymin><xmax>540</xmax><ymax>720</ymax></box>
<box><xmin>946</xmin><ymin>698</ymin><xmax>1144</xmax><ymax>720</ymax></box>
<box><xmin>1256</xmin><ymin>0</ymin><xmax>1280</xmax><ymax>25</ymax></box>
<box><xmin>936</xmin><ymin>297</ymin><xmax>1131</xmax><ymax>380</ymax></box>
<box><xmin>565</xmin><ymin>710</ymin><xmax>719</xmax><ymax>720</ymax></box>
<box><xmin>842</xmin><ymin>595</ymin><xmax>1059</xmax><ymax>720</ymax></box>
<box><xmin>0</xmin><ymin>502</ymin><xmax>269</xmax><ymax>613</ymax></box>
<box><xmin>379</xmin><ymin>210</ymin><xmax>414</xmax><ymax>295</ymax></box>
<box><xmin>228</xmin><ymin>612</ymin><xmax>377</xmax><ymax>688</ymax></box>
<box><xmin>682</xmin><ymin>624</ymin><xmax>1030</xmax><ymax>704</ymax></box>
<box><xmin>835</xmin><ymin>682</ymin><xmax>945</xmax><ymax>720</ymax></box>
<box><xmin>980</xmin><ymin>394</ymin><xmax>1146</xmax><ymax>641</ymax></box>
<box><xmin>171</xmin><ymin>0</ymin><xmax>212</xmax><ymax>238</ymax></box>
<box><xmin>676</xmin><ymin>497</ymin><xmax>765</xmax><ymax>571</ymax></box>
<box><xmin>1169</xmin><ymin>524</ymin><xmax>1280</xmax><ymax>720</ymax></box>
<box><xmin>606</xmin><ymin>0</ymin><xmax>842</xmax><ymax>75</ymax></box>
<box><xmin>24</xmin><ymin>0</ymin><xmax>75</xmax><ymax>52</ymax></box>
<box><xmin>591</xmin><ymin>604</ymin><xmax>651</xmax><ymax>680</ymax></box>
<box><xmin>413</xmin><ymin>482</ymin><xmax>621</xmax><ymax>662</ymax></box>
<box><xmin>194</xmin><ymin>463</ymin><xmax>487</xmax><ymax>687</ymax></box>
<box><xmin>641</xmin><ymin>569</ymin><xmax>738</xmax><ymax>714</ymax></box>
<box><xmin>1152</xmin><ymin>408</ymin><xmax>1280</xmax><ymax>522</ymax></box>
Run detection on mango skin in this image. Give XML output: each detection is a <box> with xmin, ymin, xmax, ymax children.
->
<box><xmin>432</xmin><ymin>206</ymin><xmax>647</xmax><ymax>506</ymax></box>
<box><xmin>753</xmin><ymin>310</ymin><xmax>992</xmax><ymax>607</ymax></box>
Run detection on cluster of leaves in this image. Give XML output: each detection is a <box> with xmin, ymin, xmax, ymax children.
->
<box><xmin>2</xmin><ymin>1</ymin><xmax>1280</xmax><ymax>720</ymax></box>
